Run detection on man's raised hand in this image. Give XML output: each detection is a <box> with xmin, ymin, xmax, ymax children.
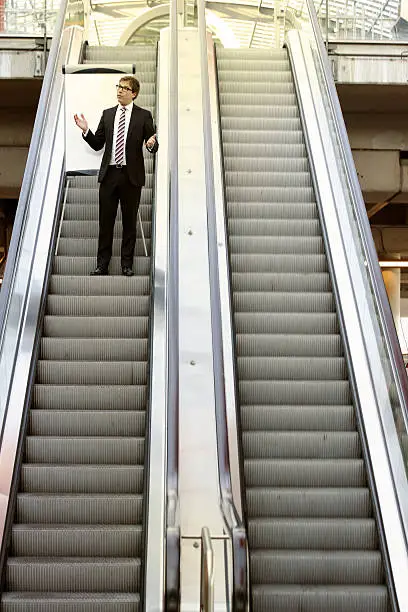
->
<box><xmin>74</xmin><ymin>113</ymin><xmax>88</xmax><ymax>133</ymax></box>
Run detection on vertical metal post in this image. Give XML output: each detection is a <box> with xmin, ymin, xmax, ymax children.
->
<box><xmin>200</xmin><ymin>527</ymin><xmax>214</xmax><ymax>612</ymax></box>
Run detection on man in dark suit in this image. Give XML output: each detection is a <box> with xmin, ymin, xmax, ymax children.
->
<box><xmin>74</xmin><ymin>75</ymin><xmax>158</xmax><ymax>276</ymax></box>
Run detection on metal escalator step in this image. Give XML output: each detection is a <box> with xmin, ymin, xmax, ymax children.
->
<box><xmin>69</xmin><ymin>170</ymin><xmax>153</xmax><ymax>188</ymax></box>
<box><xmin>11</xmin><ymin>525</ymin><xmax>143</xmax><ymax>557</ymax></box>
<box><xmin>227</xmin><ymin>202</ymin><xmax>317</xmax><ymax>220</ymax></box>
<box><xmin>235</xmin><ymin>312</ymin><xmax>338</xmax><ymax>334</ymax></box>
<box><xmin>218</xmin><ymin>69</ymin><xmax>292</xmax><ymax>83</ymax></box>
<box><xmin>246</xmin><ymin>488</ymin><xmax>372</xmax><ymax>518</ymax></box>
<box><xmin>53</xmin><ymin>256</ymin><xmax>150</xmax><ymax>277</ymax></box>
<box><xmin>242</xmin><ymin>432</ymin><xmax>359</xmax><ymax>459</ymax></box>
<box><xmin>236</xmin><ymin>333</ymin><xmax>341</xmax><ymax>356</ymax></box>
<box><xmin>25</xmin><ymin>437</ymin><xmax>144</xmax><ymax>465</ymax></box>
<box><xmin>240</xmin><ymin>405</ymin><xmax>355</xmax><ymax>431</ymax></box>
<box><xmin>229</xmin><ymin>235</ymin><xmax>324</xmax><ymax>255</ymax></box>
<box><xmin>238</xmin><ymin>356</ymin><xmax>346</xmax><ymax>381</ymax></box>
<box><xmin>217</xmin><ymin>58</ymin><xmax>290</xmax><ymax>71</ymax></box>
<box><xmin>21</xmin><ymin>465</ymin><xmax>144</xmax><ymax>493</ymax></box>
<box><xmin>220</xmin><ymin>93</ymin><xmax>297</xmax><ymax>107</ymax></box>
<box><xmin>222</xmin><ymin>118</ymin><xmax>301</xmax><ymax>132</ymax></box>
<box><xmin>46</xmin><ymin>295</ymin><xmax>149</xmax><ymax>316</ymax></box>
<box><xmin>233</xmin><ymin>292</ymin><xmax>335</xmax><ymax>314</ymax></box>
<box><xmin>6</xmin><ymin>558</ymin><xmax>141</xmax><ymax>592</ymax></box>
<box><xmin>60</xmin><ymin>220</ymin><xmax>152</xmax><ymax>238</ymax></box>
<box><xmin>40</xmin><ymin>338</ymin><xmax>148</xmax><ymax>361</ymax></box>
<box><xmin>248</xmin><ymin>518</ymin><xmax>377</xmax><ymax>550</ymax></box>
<box><xmin>63</xmin><ymin>203</ymin><xmax>152</xmax><ymax>222</ymax></box>
<box><xmin>67</xmin><ymin>188</ymin><xmax>152</xmax><ymax>204</ymax></box>
<box><xmin>57</xmin><ymin>238</ymin><xmax>151</xmax><ymax>257</ymax></box>
<box><xmin>232</xmin><ymin>254</ymin><xmax>327</xmax><ymax>274</ymax></box>
<box><xmin>233</xmin><ymin>272</ymin><xmax>330</xmax><ymax>293</ymax></box>
<box><xmin>223</xmin><ymin>143</ymin><xmax>306</xmax><ymax>158</ymax></box>
<box><xmin>16</xmin><ymin>494</ymin><xmax>143</xmax><ymax>524</ymax></box>
<box><xmin>219</xmin><ymin>80</ymin><xmax>293</xmax><ymax>94</ymax></box>
<box><xmin>1</xmin><ymin>591</ymin><xmax>141</xmax><ymax>611</ymax></box>
<box><xmin>29</xmin><ymin>411</ymin><xmax>145</xmax><ymax>437</ymax></box>
<box><xmin>225</xmin><ymin>171</ymin><xmax>312</xmax><ymax>188</ymax></box>
<box><xmin>250</xmin><ymin>550</ymin><xmax>383</xmax><ymax>585</ymax></box>
<box><xmin>36</xmin><ymin>361</ymin><xmax>147</xmax><ymax>385</ymax></box>
<box><xmin>226</xmin><ymin>186</ymin><xmax>314</xmax><ymax>202</ymax></box>
<box><xmin>229</xmin><ymin>219</ymin><xmax>320</xmax><ymax>237</ymax></box>
<box><xmin>33</xmin><ymin>385</ymin><xmax>146</xmax><ymax>410</ymax></box>
<box><xmin>42</xmin><ymin>316</ymin><xmax>148</xmax><ymax>338</ymax></box>
<box><xmin>48</xmin><ymin>277</ymin><xmax>150</xmax><ymax>297</ymax></box>
<box><xmin>221</xmin><ymin>105</ymin><xmax>299</xmax><ymax>119</ymax></box>
<box><xmin>222</xmin><ymin>129</ymin><xmax>304</xmax><ymax>145</ymax></box>
<box><xmin>224</xmin><ymin>157</ymin><xmax>307</xmax><ymax>173</ymax></box>
<box><xmin>252</xmin><ymin>584</ymin><xmax>389</xmax><ymax>612</ymax></box>
<box><xmin>239</xmin><ymin>380</ymin><xmax>351</xmax><ymax>406</ymax></box>
<box><xmin>244</xmin><ymin>459</ymin><xmax>365</xmax><ymax>486</ymax></box>
<box><xmin>86</xmin><ymin>45</ymin><xmax>156</xmax><ymax>61</ymax></box>
<box><xmin>217</xmin><ymin>48</ymin><xmax>287</xmax><ymax>60</ymax></box>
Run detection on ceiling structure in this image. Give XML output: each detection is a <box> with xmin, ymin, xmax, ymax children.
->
<box><xmin>0</xmin><ymin>0</ymin><xmax>404</xmax><ymax>46</ymax></box>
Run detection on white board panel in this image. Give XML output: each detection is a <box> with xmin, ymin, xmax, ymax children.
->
<box><xmin>65</xmin><ymin>73</ymin><xmax>122</xmax><ymax>173</ymax></box>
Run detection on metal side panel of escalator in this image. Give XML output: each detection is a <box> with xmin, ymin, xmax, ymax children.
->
<box><xmin>0</xmin><ymin>45</ymin><xmax>158</xmax><ymax>612</ymax></box>
<box><xmin>216</xmin><ymin>46</ymin><xmax>390</xmax><ymax>612</ymax></box>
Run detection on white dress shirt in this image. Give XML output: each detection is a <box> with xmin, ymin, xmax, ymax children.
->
<box><xmin>110</xmin><ymin>101</ymin><xmax>133</xmax><ymax>166</ymax></box>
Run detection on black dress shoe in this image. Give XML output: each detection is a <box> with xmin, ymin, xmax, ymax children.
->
<box><xmin>122</xmin><ymin>266</ymin><xmax>134</xmax><ymax>277</ymax></box>
<box><xmin>90</xmin><ymin>267</ymin><xmax>109</xmax><ymax>276</ymax></box>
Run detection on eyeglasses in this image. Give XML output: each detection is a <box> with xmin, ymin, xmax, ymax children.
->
<box><xmin>116</xmin><ymin>84</ymin><xmax>133</xmax><ymax>92</ymax></box>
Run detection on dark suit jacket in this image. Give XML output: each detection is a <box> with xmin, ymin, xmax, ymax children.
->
<box><xmin>83</xmin><ymin>104</ymin><xmax>158</xmax><ymax>186</ymax></box>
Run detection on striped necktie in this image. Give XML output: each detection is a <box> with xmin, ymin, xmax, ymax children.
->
<box><xmin>115</xmin><ymin>106</ymin><xmax>126</xmax><ymax>165</ymax></box>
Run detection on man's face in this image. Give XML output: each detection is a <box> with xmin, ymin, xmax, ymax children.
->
<box><xmin>117</xmin><ymin>79</ymin><xmax>136</xmax><ymax>106</ymax></box>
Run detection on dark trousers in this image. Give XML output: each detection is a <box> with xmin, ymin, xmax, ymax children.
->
<box><xmin>97</xmin><ymin>166</ymin><xmax>142</xmax><ymax>270</ymax></box>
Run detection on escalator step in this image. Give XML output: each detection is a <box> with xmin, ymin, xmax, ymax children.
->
<box><xmin>66</xmin><ymin>188</ymin><xmax>152</xmax><ymax>204</ymax></box>
<box><xmin>233</xmin><ymin>292</ymin><xmax>335</xmax><ymax>314</ymax></box>
<box><xmin>42</xmin><ymin>316</ymin><xmax>149</xmax><ymax>338</ymax></box>
<box><xmin>57</xmin><ymin>238</ymin><xmax>151</xmax><ymax>257</ymax></box>
<box><xmin>231</xmin><ymin>253</ymin><xmax>328</xmax><ymax>274</ymax></box>
<box><xmin>240</xmin><ymin>405</ymin><xmax>355</xmax><ymax>431</ymax></box>
<box><xmin>229</xmin><ymin>235</ymin><xmax>324</xmax><ymax>254</ymax></box>
<box><xmin>11</xmin><ymin>525</ymin><xmax>143</xmax><ymax>557</ymax></box>
<box><xmin>226</xmin><ymin>185</ymin><xmax>314</xmax><ymax>202</ymax></box>
<box><xmin>1</xmin><ymin>592</ymin><xmax>141</xmax><ymax>612</ymax></box>
<box><xmin>251</xmin><ymin>584</ymin><xmax>389</xmax><ymax>612</ymax></box>
<box><xmin>229</xmin><ymin>218</ymin><xmax>321</xmax><ymax>236</ymax></box>
<box><xmin>239</xmin><ymin>380</ymin><xmax>351</xmax><ymax>405</ymax></box>
<box><xmin>25</xmin><ymin>437</ymin><xmax>144</xmax><ymax>464</ymax></box>
<box><xmin>40</xmin><ymin>338</ymin><xmax>148</xmax><ymax>361</ymax></box>
<box><xmin>232</xmin><ymin>272</ymin><xmax>331</xmax><ymax>292</ymax></box>
<box><xmin>250</xmin><ymin>550</ymin><xmax>383</xmax><ymax>585</ymax></box>
<box><xmin>236</xmin><ymin>334</ymin><xmax>341</xmax><ymax>356</ymax></box>
<box><xmin>46</xmin><ymin>295</ymin><xmax>150</xmax><ymax>316</ymax></box>
<box><xmin>224</xmin><ymin>156</ymin><xmax>308</xmax><ymax>172</ymax></box>
<box><xmin>36</xmin><ymin>361</ymin><xmax>147</xmax><ymax>385</ymax></box>
<box><xmin>244</xmin><ymin>459</ymin><xmax>365</xmax><ymax>486</ymax></box>
<box><xmin>16</xmin><ymin>494</ymin><xmax>143</xmax><ymax>524</ymax></box>
<box><xmin>48</xmin><ymin>276</ymin><xmax>150</xmax><ymax>297</ymax></box>
<box><xmin>63</xmin><ymin>203</ymin><xmax>152</xmax><ymax>221</ymax></box>
<box><xmin>235</xmin><ymin>312</ymin><xmax>338</xmax><ymax>334</ymax></box>
<box><xmin>6</xmin><ymin>558</ymin><xmax>141</xmax><ymax>592</ymax></box>
<box><xmin>33</xmin><ymin>385</ymin><xmax>146</xmax><ymax>410</ymax></box>
<box><xmin>60</xmin><ymin>219</ymin><xmax>152</xmax><ymax>237</ymax></box>
<box><xmin>20</xmin><ymin>465</ymin><xmax>144</xmax><ymax>493</ymax></box>
<box><xmin>242</xmin><ymin>431</ymin><xmax>360</xmax><ymax>459</ymax></box>
<box><xmin>246</xmin><ymin>488</ymin><xmax>372</xmax><ymax>518</ymax></box>
<box><xmin>53</xmin><ymin>256</ymin><xmax>150</xmax><ymax>277</ymax></box>
<box><xmin>248</xmin><ymin>518</ymin><xmax>377</xmax><ymax>550</ymax></box>
<box><xmin>29</xmin><ymin>410</ymin><xmax>145</xmax><ymax>436</ymax></box>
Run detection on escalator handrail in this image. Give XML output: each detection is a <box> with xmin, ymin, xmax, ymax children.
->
<box><xmin>165</xmin><ymin>0</ymin><xmax>180</xmax><ymax>608</ymax></box>
<box><xmin>304</xmin><ymin>0</ymin><xmax>408</xmax><ymax>425</ymax></box>
<box><xmin>197</xmin><ymin>2</ymin><xmax>248</xmax><ymax>610</ymax></box>
<box><xmin>0</xmin><ymin>0</ymin><xmax>70</xmax><ymax>344</ymax></box>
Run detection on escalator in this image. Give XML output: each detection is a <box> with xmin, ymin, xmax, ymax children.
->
<box><xmin>1</xmin><ymin>45</ymin><xmax>157</xmax><ymax>611</ymax></box>
<box><xmin>217</xmin><ymin>46</ymin><xmax>390</xmax><ymax>611</ymax></box>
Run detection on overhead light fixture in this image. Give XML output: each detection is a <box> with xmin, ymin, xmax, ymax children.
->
<box><xmin>379</xmin><ymin>261</ymin><xmax>408</xmax><ymax>268</ymax></box>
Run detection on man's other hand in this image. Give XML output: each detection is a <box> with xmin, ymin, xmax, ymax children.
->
<box><xmin>145</xmin><ymin>134</ymin><xmax>157</xmax><ymax>151</ymax></box>
<box><xmin>74</xmin><ymin>113</ymin><xmax>88</xmax><ymax>133</ymax></box>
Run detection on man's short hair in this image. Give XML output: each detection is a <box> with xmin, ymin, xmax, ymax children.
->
<box><xmin>120</xmin><ymin>76</ymin><xmax>140</xmax><ymax>98</ymax></box>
